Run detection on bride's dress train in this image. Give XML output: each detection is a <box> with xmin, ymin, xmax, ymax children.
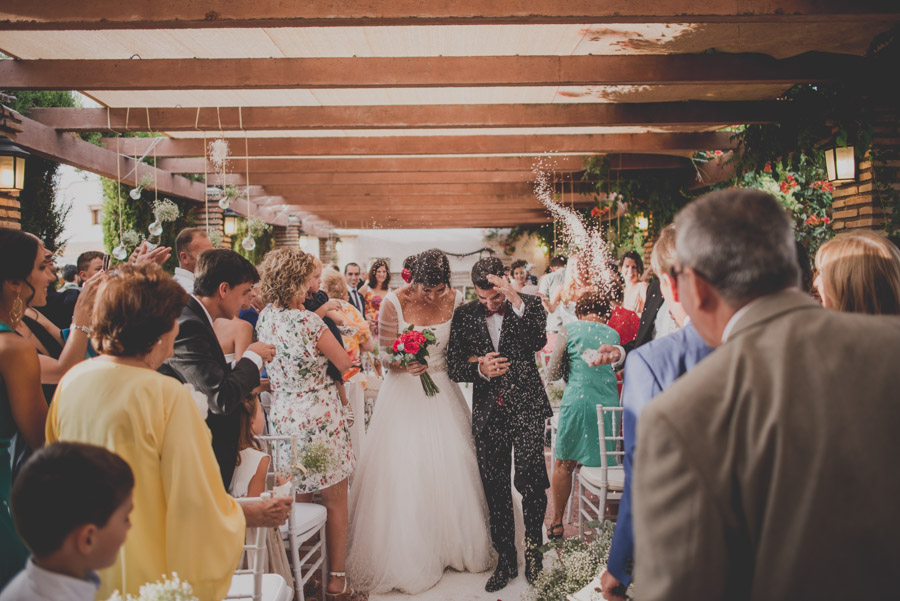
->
<box><xmin>346</xmin><ymin>292</ymin><xmax>495</xmax><ymax>594</ymax></box>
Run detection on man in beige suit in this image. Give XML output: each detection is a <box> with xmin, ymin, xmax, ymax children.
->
<box><xmin>633</xmin><ymin>189</ymin><xmax>900</xmax><ymax>601</ymax></box>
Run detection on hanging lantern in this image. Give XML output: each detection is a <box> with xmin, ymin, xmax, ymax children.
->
<box><xmin>222</xmin><ymin>208</ymin><xmax>239</xmax><ymax>236</ymax></box>
<box><xmin>0</xmin><ymin>137</ymin><xmax>29</xmax><ymax>192</ymax></box>
<box><xmin>823</xmin><ymin>145</ymin><xmax>856</xmax><ymax>183</ymax></box>
<box><xmin>636</xmin><ymin>213</ymin><xmax>650</xmax><ymax>231</ymax></box>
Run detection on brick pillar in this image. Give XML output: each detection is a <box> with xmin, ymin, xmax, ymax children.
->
<box><xmin>832</xmin><ymin>107</ymin><xmax>899</xmax><ymax>232</ymax></box>
<box><xmin>318</xmin><ymin>237</ymin><xmax>328</xmax><ymax>259</ymax></box>
<box><xmin>273</xmin><ymin>224</ymin><xmax>300</xmax><ymax>248</ymax></box>
<box><xmin>0</xmin><ymin>190</ymin><xmax>21</xmax><ymax>228</ymax></box>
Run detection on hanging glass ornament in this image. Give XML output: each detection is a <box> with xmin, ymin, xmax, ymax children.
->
<box><xmin>129</xmin><ymin>187</ymin><xmax>142</xmax><ymax>200</ymax></box>
<box><xmin>218</xmin><ymin>197</ymin><xmax>230</xmax><ymax>210</ymax></box>
<box><xmin>148</xmin><ymin>220</ymin><xmax>163</xmax><ymax>236</ymax></box>
<box><xmin>112</xmin><ymin>244</ymin><xmax>129</xmax><ymax>261</ymax></box>
<box><xmin>241</xmin><ymin>234</ymin><xmax>257</xmax><ymax>251</ymax></box>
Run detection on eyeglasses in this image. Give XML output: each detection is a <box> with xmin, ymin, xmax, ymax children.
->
<box><xmin>669</xmin><ymin>265</ymin><xmax>715</xmax><ymax>285</ymax></box>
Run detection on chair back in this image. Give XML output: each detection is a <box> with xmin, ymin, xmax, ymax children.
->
<box><xmin>596</xmin><ymin>405</ymin><xmax>624</xmax><ymax>474</ymax></box>
<box><xmin>256</xmin><ymin>435</ymin><xmax>294</xmax><ymax>490</ymax></box>
<box><xmin>225</xmin><ymin>496</ymin><xmax>271</xmax><ymax>601</ymax></box>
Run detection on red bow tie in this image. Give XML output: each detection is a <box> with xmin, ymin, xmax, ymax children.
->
<box><xmin>485</xmin><ymin>305</ymin><xmax>506</xmax><ymax>317</ymax></box>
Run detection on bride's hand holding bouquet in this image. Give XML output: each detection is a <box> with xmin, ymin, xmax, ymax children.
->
<box><xmin>390</xmin><ymin>325</ymin><xmax>440</xmax><ymax>396</ymax></box>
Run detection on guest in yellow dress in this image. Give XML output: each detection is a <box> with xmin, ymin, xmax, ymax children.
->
<box><xmin>45</xmin><ymin>264</ymin><xmax>290</xmax><ymax>601</ymax></box>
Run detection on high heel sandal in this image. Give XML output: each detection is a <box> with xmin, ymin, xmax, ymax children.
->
<box><xmin>325</xmin><ymin>571</ymin><xmax>350</xmax><ymax>600</ymax></box>
<box><xmin>548</xmin><ymin>522</ymin><xmax>565</xmax><ymax>540</ymax></box>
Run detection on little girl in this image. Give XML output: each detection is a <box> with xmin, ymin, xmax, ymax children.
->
<box><xmin>229</xmin><ymin>394</ymin><xmax>269</xmax><ymax>498</ymax></box>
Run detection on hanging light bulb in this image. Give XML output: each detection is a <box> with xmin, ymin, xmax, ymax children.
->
<box><xmin>112</xmin><ymin>244</ymin><xmax>129</xmax><ymax>261</ymax></box>
<box><xmin>129</xmin><ymin>187</ymin><xmax>142</xmax><ymax>200</ymax></box>
<box><xmin>148</xmin><ymin>220</ymin><xmax>163</xmax><ymax>236</ymax></box>
<box><xmin>241</xmin><ymin>234</ymin><xmax>256</xmax><ymax>251</ymax></box>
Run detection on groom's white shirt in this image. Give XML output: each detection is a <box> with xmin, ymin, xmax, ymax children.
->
<box><xmin>478</xmin><ymin>304</ymin><xmax>526</xmax><ymax>381</ymax></box>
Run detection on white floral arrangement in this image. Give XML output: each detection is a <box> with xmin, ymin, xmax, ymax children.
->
<box><xmin>107</xmin><ymin>573</ymin><xmax>198</xmax><ymax>601</ymax></box>
<box><xmin>246</xmin><ymin>217</ymin><xmax>271</xmax><ymax>238</ymax></box>
<box><xmin>153</xmin><ymin>199</ymin><xmax>180</xmax><ymax>223</ymax></box>
<box><xmin>524</xmin><ymin>521</ymin><xmax>620</xmax><ymax>601</ymax></box>
<box><xmin>207</xmin><ymin>229</ymin><xmax>224</xmax><ymax>247</ymax></box>
<box><xmin>208</xmin><ymin>138</ymin><xmax>230</xmax><ymax>172</ymax></box>
<box><xmin>223</xmin><ymin>184</ymin><xmax>243</xmax><ymax>202</ymax></box>
<box><xmin>138</xmin><ymin>174</ymin><xmax>155</xmax><ymax>190</ymax></box>
<box><xmin>121</xmin><ymin>230</ymin><xmax>142</xmax><ymax>248</ymax></box>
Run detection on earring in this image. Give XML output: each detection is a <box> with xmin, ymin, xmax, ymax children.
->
<box><xmin>9</xmin><ymin>294</ymin><xmax>24</xmax><ymax>326</ymax></box>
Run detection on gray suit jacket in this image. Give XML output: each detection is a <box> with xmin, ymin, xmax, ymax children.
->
<box><xmin>634</xmin><ymin>289</ymin><xmax>900</xmax><ymax>601</ymax></box>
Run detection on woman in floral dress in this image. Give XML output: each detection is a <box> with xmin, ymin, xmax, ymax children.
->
<box><xmin>255</xmin><ymin>248</ymin><xmax>355</xmax><ymax>599</ymax></box>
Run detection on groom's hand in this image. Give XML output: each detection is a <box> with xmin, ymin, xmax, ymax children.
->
<box><xmin>479</xmin><ymin>352</ymin><xmax>510</xmax><ymax>378</ymax></box>
<box><xmin>485</xmin><ymin>274</ymin><xmax>523</xmax><ymax>310</ymax></box>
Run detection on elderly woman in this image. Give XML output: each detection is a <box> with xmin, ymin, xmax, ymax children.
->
<box><xmin>255</xmin><ymin>248</ymin><xmax>354</xmax><ymax>599</ymax></box>
<box><xmin>46</xmin><ymin>264</ymin><xmax>289</xmax><ymax>601</ymax></box>
<box><xmin>546</xmin><ymin>289</ymin><xmax>621</xmax><ymax>540</ymax></box>
<box><xmin>814</xmin><ymin>231</ymin><xmax>900</xmax><ymax>315</ymax></box>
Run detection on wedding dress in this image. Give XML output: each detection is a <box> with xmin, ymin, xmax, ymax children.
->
<box><xmin>346</xmin><ymin>290</ymin><xmax>495</xmax><ymax>594</ymax></box>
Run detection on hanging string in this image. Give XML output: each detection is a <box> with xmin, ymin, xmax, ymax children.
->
<box><xmin>241</xmin><ymin>106</ymin><xmax>251</xmax><ymax>219</ymax></box>
<box><xmin>196</xmin><ymin>107</ymin><xmax>210</xmax><ymax>235</ymax></box>
<box><xmin>146</xmin><ymin>108</ymin><xmax>158</xmax><ymax>208</ymax></box>
<box><xmin>107</xmin><ymin>108</ymin><xmax>124</xmax><ymax>246</ymax></box>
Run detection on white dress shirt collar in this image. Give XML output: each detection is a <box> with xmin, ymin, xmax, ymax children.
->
<box><xmin>191</xmin><ymin>294</ymin><xmax>216</xmax><ymax>329</ymax></box>
<box><xmin>0</xmin><ymin>559</ymin><xmax>101</xmax><ymax>601</ymax></box>
<box><xmin>721</xmin><ymin>297</ymin><xmax>762</xmax><ymax>344</ymax></box>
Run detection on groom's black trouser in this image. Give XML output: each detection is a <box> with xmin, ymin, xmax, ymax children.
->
<box><xmin>475</xmin><ymin>404</ymin><xmax>550</xmax><ymax>564</ymax></box>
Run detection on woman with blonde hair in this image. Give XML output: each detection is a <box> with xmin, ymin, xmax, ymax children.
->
<box><xmin>814</xmin><ymin>232</ymin><xmax>900</xmax><ymax>315</ymax></box>
<box><xmin>255</xmin><ymin>248</ymin><xmax>355</xmax><ymax>599</ymax></box>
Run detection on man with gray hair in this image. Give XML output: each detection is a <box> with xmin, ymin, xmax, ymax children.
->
<box><xmin>633</xmin><ymin>189</ymin><xmax>900</xmax><ymax>601</ymax></box>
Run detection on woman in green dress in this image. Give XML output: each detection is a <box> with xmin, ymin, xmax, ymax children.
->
<box><xmin>0</xmin><ymin>228</ymin><xmax>54</xmax><ymax>586</ymax></box>
<box><xmin>546</xmin><ymin>288</ymin><xmax>620</xmax><ymax>539</ymax></box>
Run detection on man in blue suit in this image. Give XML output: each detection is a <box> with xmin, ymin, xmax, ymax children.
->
<box><xmin>602</xmin><ymin>225</ymin><xmax>713</xmax><ymax>600</ymax></box>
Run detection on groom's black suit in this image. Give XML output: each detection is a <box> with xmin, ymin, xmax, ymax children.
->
<box><xmin>448</xmin><ymin>293</ymin><xmax>552</xmax><ymax>565</ymax></box>
<box><xmin>159</xmin><ymin>297</ymin><xmax>260</xmax><ymax>487</ymax></box>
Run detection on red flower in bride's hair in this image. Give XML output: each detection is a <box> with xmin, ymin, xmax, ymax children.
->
<box><xmin>402</xmin><ymin>268</ymin><xmax>412</xmax><ymax>283</ymax></box>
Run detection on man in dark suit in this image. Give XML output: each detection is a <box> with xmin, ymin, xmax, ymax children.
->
<box><xmin>344</xmin><ymin>262</ymin><xmax>366</xmax><ymax>317</ymax></box>
<box><xmin>159</xmin><ymin>249</ymin><xmax>275</xmax><ymax>487</ymax></box>
<box><xmin>602</xmin><ymin>225</ymin><xmax>713</xmax><ymax>600</ymax></box>
<box><xmin>448</xmin><ymin>257</ymin><xmax>551</xmax><ymax>591</ymax></box>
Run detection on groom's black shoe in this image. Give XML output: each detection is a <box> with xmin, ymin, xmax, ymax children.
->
<box><xmin>485</xmin><ymin>557</ymin><xmax>517</xmax><ymax>592</ymax></box>
<box><xmin>525</xmin><ymin>549</ymin><xmax>543</xmax><ymax>585</ymax></box>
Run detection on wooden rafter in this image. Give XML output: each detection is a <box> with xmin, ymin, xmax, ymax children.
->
<box><xmin>1</xmin><ymin>1</ymin><xmax>895</xmax><ymax>29</ymax></box>
<box><xmin>104</xmin><ymin>132</ymin><xmax>734</xmax><ymax>157</ymax></box>
<box><xmin>0</xmin><ymin>54</ymin><xmax>862</xmax><ymax>90</ymax></box>
<box><xmin>160</xmin><ymin>155</ymin><xmax>686</xmax><ymax>174</ymax></box>
<box><xmin>28</xmin><ymin>102</ymin><xmax>783</xmax><ymax>131</ymax></box>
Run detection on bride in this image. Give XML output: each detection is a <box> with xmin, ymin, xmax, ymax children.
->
<box><xmin>347</xmin><ymin>249</ymin><xmax>494</xmax><ymax>594</ymax></box>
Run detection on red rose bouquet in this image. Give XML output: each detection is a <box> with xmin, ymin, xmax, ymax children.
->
<box><xmin>390</xmin><ymin>325</ymin><xmax>439</xmax><ymax>396</ymax></box>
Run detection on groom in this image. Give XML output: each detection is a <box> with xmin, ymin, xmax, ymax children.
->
<box><xmin>448</xmin><ymin>257</ymin><xmax>553</xmax><ymax>591</ymax></box>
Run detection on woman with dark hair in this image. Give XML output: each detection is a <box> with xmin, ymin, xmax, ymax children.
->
<box><xmin>347</xmin><ymin>249</ymin><xmax>493</xmax><ymax>594</ymax></box>
<box><xmin>546</xmin><ymin>288</ymin><xmax>621</xmax><ymax>540</ymax></box>
<box><xmin>620</xmin><ymin>250</ymin><xmax>648</xmax><ymax>315</ymax></box>
<box><xmin>46</xmin><ymin>264</ymin><xmax>272</xmax><ymax>601</ymax></box>
<box><xmin>359</xmin><ymin>259</ymin><xmax>391</xmax><ymax>335</ymax></box>
<box><xmin>0</xmin><ymin>228</ymin><xmax>52</xmax><ymax>586</ymax></box>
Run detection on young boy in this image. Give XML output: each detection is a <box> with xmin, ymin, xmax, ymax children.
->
<box><xmin>1</xmin><ymin>442</ymin><xmax>134</xmax><ymax>601</ymax></box>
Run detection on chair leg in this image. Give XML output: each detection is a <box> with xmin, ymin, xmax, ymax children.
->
<box><xmin>320</xmin><ymin>526</ymin><xmax>328</xmax><ymax>601</ymax></box>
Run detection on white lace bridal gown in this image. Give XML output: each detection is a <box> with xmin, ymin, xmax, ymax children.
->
<box><xmin>347</xmin><ymin>291</ymin><xmax>495</xmax><ymax>594</ymax></box>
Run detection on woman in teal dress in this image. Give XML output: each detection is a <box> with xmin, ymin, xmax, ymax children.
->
<box><xmin>0</xmin><ymin>228</ymin><xmax>54</xmax><ymax>586</ymax></box>
<box><xmin>546</xmin><ymin>288</ymin><xmax>620</xmax><ymax>539</ymax></box>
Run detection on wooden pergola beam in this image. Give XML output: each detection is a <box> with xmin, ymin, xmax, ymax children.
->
<box><xmin>161</xmin><ymin>154</ymin><xmax>686</xmax><ymax>174</ymax></box>
<box><xmin>29</xmin><ymin>102</ymin><xmax>782</xmax><ymax>131</ymax></box>
<box><xmin>0</xmin><ymin>54</ymin><xmax>860</xmax><ymax>90</ymax></box>
<box><xmin>6</xmin><ymin>113</ymin><xmax>205</xmax><ymax>202</ymax></box>
<box><xmin>1</xmin><ymin>1</ymin><xmax>894</xmax><ymax>29</ymax></box>
<box><xmin>277</xmin><ymin>194</ymin><xmax>594</xmax><ymax>207</ymax></box>
<box><xmin>261</xmin><ymin>183</ymin><xmax>589</xmax><ymax>196</ymax></box>
<box><xmin>105</xmin><ymin>132</ymin><xmax>735</xmax><ymax>157</ymax></box>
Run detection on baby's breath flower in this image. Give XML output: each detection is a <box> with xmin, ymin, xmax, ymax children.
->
<box><xmin>153</xmin><ymin>199</ymin><xmax>180</xmax><ymax>223</ymax></box>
